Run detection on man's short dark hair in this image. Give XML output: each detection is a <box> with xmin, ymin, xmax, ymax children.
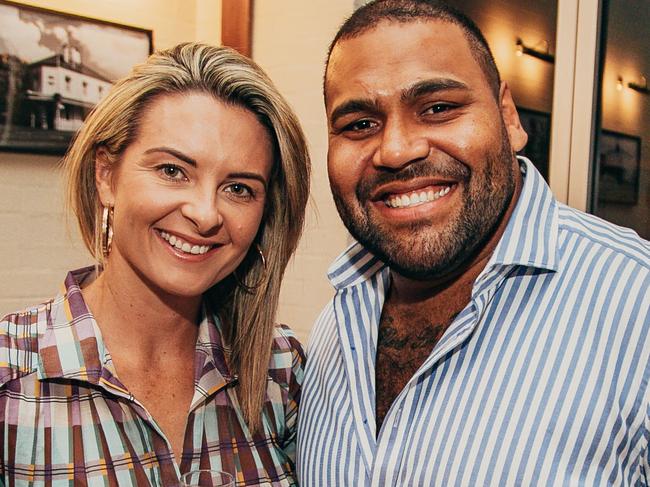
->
<box><xmin>325</xmin><ymin>0</ymin><xmax>501</xmax><ymax>99</ymax></box>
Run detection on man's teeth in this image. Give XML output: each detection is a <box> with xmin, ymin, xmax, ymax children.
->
<box><xmin>385</xmin><ymin>186</ymin><xmax>451</xmax><ymax>208</ymax></box>
<box><xmin>159</xmin><ymin>231</ymin><xmax>211</xmax><ymax>255</ymax></box>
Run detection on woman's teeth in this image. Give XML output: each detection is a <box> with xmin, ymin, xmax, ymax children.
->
<box><xmin>385</xmin><ymin>186</ymin><xmax>451</xmax><ymax>208</ymax></box>
<box><xmin>159</xmin><ymin>231</ymin><xmax>211</xmax><ymax>255</ymax></box>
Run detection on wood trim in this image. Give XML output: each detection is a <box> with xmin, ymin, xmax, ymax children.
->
<box><xmin>566</xmin><ymin>0</ymin><xmax>602</xmax><ymax>212</ymax></box>
<box><xmin>221</xmin><ymin>0</ymin><xmax>253</xmax><ymax>57</ymax></box>
<box><xmin>549</xmin><ymin>0</ymin><xmax>578</xmax><ymax>204</ymax></box>
<box><xmin>549</xmin><ymin>0</ymin><xmax>602</xmax><ymax>211</ymax></box>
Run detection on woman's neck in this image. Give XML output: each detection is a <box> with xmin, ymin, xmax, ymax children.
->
<box><xmin>82</xmin><ymin>259</ymin><xmax>201</xmax><ymax>361</ymax></box>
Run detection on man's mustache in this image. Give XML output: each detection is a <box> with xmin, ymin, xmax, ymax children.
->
<box><xmin>356</xmin><ymin>158</ymin><xmax>470</xmax><ymax>200</ymax></box>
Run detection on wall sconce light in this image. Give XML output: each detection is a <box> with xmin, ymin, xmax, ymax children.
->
<box><xmin>515</xmin><ymin>38</ymin><xmax>555</xmax><ymax>64</ymax></box>
<box><xmin>627</xmin><ymin>76</ymin><xmax>649</xmax><ymax>95</ymax></box>
<box><xmin>616</xmin><ymin>76</ymin><xmax>624</xmax><ymax>92</ymax></box>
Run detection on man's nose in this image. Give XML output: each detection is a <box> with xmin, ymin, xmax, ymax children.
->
<box><xmin>181</xmin><ymin>189</ymin><xmax>224</xmax><ymax>235</ymax></box>
<box><xmin>373</xmin><ymin>118</ymin><xmax>429</xmax><ymax>170</ymax></box>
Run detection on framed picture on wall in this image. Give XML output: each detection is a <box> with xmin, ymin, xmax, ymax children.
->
<box><xmin>516</xmin><ymin>107</ymin><xmax>551</xmax><ymax>181</ymax></box>
<box><xmin>597</xmin><ymin>130</ymin><xmax>640</xmax><ymax>205</ymax></box>
<box><xmin>0</xmin><ymin>0</ymin><xmax>152</xmax><ymax>155</ymax></box>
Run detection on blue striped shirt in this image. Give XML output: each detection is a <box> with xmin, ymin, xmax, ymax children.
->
<box><xmin>297</xmin><ymin>158</ymin><xmax>650</xmax><ymax>486</ymax></box>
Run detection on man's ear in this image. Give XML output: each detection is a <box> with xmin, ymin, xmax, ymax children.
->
<box><xmin>499</xmin><ymin>82</ymin><xmax>528</xmax><ymax>152</ymax></box>
<box><xmin>95</xmin><ymin>146</ymin><xmax>116</xmax><ymax>207</ymax></box>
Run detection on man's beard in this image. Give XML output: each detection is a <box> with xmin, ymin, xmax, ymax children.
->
<box><xmin>331</xmin><ymin>130</ymin><xmax>517</xmax><ymax>281</ymax></box>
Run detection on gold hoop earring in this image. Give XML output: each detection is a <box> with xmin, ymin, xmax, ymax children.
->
<box><xmin>234</xmin><ymin>244</ymin><xmax>267</xmax><ymax>292</ymax></box>
<box><xmin>101</xmin><ymin>206</ymin><xmax>114</xmax><ymax>258</ymax></box>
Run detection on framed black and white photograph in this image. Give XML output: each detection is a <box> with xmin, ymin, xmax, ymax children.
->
<box><xmin>597</xmin><ymin>130</ymin><xmax>641</xmax><ymax>205</ymax></box>
<box><xmin>0</xmin><ymin>0</ymin><xmax>152</xmax><ymax>154</ymax></box>
<box><xmin>516</xmin><ymin>107</ymin><xmax>551</xmax><ymax>181</ymax></box>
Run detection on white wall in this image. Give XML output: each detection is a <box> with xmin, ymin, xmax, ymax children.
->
<box><xmin>0</xmin><ymin>153</ymin><xmax>90</xmax><ymax>313</ymax></box>
<box><xmin>252</xmin><ymin>1</ymin><xmax>354</xmax><ymax>341</ymax></box>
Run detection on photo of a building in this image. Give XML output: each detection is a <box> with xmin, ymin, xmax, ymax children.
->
<box><xmin>25</xmin><ymin>44</ymin><xmax>113</xmax><ymax>132</ymax></box>
<box><xmin>0</xmin><ymin>1</ymin><xmax>151</xmax><ymax>153</ymax></box>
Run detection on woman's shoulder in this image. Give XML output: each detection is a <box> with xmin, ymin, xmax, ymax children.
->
<box><xmin>269</xmin><ymin>324</ymin><xmax>306</xmax><ymax>384</ymax></box>
<box><xmin>271</xmin><ymin>323</ymin><xmax>303</xmax><ymax>351</ymax></box>
<box><xmin>1</xmin><ymin>298</ymin><xmax>56</xmax><ymax>340</ymax></box>
<box><xmin>0</xmin><ymin>297</ymin><xmax>58</xmax><ymax>385</ymax></box>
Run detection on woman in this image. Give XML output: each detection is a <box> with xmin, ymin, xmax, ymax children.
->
<box><xmin>0</xmin><ymin>43</ymin><xmax>310</xmax><ymax>486</ymax></box>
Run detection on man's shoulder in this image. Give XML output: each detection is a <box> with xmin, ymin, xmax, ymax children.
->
<box><xmin>300</xmin><ymin>304</ymin><xmax>339</xmax><ymax>369</ymax></box>
<box><xmin>0</xmin><ymin>298</ymin><xmax>57</xmax><ymax>386</ymax></box>
<box><xmin>306</xmin><ymin>301</ymin><xmax>338</xmax><ymax>353</ymax></box>
<box><xmin>557</xmin><ymin>203</ymin><xmax>650</xmax><ymax>270</ymax></box>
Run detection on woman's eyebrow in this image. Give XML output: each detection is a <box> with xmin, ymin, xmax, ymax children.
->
<box><xmin>228</xmin><ymin>171</ymin><xmax>268</xmax><ymax>189</ymax></box>
<box><xmin>144</xmin><ymin>146</ymin><xmax>197</xmax><ymax>167</ymax></box>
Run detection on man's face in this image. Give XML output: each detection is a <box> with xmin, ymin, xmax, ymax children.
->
<box><xmin>325</xmin><ymin>20</ymin><xmax>527</xmax><ymax>280</ymax></box>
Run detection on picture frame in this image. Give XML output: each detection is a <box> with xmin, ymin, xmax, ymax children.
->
<box><xmin>0</xmin><ymin>0</ymin><xmax>152</xmax><ymax>155</ymax></box>
<box><xmin>516</xmin><ymin>107</ymin><xmax>551</xmax><ymax>181</ymax></box>
<box><xmin>597</xmin><ymin>129</ymin><xmax>641</xmax><ymax>205</ymax></box>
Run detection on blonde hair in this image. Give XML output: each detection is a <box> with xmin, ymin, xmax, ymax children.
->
<box><xmin>64</xmin><ymin>43</ymin><xmax>310</xmax><ymax>431</ymax></box>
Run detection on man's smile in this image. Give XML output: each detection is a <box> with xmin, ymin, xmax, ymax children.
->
<box><xmin>383</xmin><ymin>184</ymin><xmax>453</xmax><ymax>208</ymax></box>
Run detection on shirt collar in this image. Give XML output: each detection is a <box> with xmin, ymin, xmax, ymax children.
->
<box><xmin>193</xmin><ymin>304</ymin><xmax>235</xmax><ymax>402</ymax></box>
<box><xmin>328</xmin><ymin>156</ymin><xmax>559</xmax><ymax>291</ymax></box>
<box><xmin>37</xmin><ymin>266</ymin><xmax>108</xmax><ymax>383</ymax></box>
<box><xmin>488</xmin><ymin>156</ymin><xmax>559</xmax><ymax>271</ymax></box>
<box><xmin>37</xmin><ymin>268</ymin><xmax>234</xmax><ymax>396</ymax></box>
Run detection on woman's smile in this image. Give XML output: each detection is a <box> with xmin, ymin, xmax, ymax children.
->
<box><xmin>156</xmin><ymin>229</ymin><xmax>219</xmax><ymax>258</ymax></box>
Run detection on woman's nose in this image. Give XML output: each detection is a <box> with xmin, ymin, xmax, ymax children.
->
<box><xmin>181</xmin><ymin>190</ymin><xmax>224</xmax><ymax>235</ymax></box>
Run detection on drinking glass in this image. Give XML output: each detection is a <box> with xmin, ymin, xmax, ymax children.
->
<box><xmin>180</xmin><ymin>469</ymin><xmax>235</xmax><ymax>487</ymax></box>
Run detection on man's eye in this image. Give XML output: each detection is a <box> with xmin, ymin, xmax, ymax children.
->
<box><xmin>424</xmin><ymin>103</ymin><xmax>455</xmax><ymax>114</ymax></box>
<box><xmin>158</xmin><ymin>164</ymin><xmax>186</xmax><ymax>181</ymax></box>
<box><xmin>344</xmin><ymin>119</ymin><xmax>377</xmax><ymax>132</ymax></box>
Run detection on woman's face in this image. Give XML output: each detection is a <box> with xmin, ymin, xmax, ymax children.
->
<box><xmin>96</xmin><ymin>92</ymin><xmax>274</xmax><ymax>298</ymax></box>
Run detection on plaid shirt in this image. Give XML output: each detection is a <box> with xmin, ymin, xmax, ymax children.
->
<box><xmin>0</xmin><ymin>267</ymin><xmax>304</xmax><ymax>486</ymax></box>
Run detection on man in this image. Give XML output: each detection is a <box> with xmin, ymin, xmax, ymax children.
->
<box><xmin>296</xmin><ymin>1</ymin><xmax>650</xmax><ymax>486</ymax></box>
